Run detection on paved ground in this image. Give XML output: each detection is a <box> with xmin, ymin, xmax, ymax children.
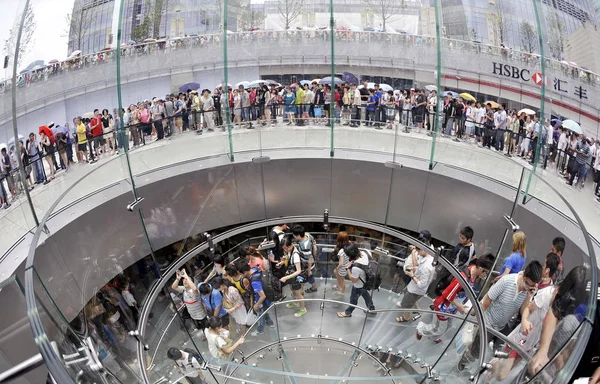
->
<box><xmin>2</xmin><ymin>121</ymin><xmax>599</xmax><ymax>260</ymax></box>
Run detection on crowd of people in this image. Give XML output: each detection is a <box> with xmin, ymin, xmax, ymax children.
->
<box><xmin>75</xmin><ymin>217</ymin><xmax>592</xmax><ymax>383</ymax></box>
<box><xmin>2</xmin><ymin>79</ymin><xmax>598</xmax><ymax>210</ymax></box>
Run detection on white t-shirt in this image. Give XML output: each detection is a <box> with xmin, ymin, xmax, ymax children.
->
<box><xmin>177</xmin><ymin>286</ymin><xmax>207</xmax><ymax>320</ymax></box>
<box><xmin>407</xmin><ymin>254</ymin><xmax>434</xmax><ymax>296</ymax></box>
<box><xmin>205</xmin><ymin>328</ymin><xmax>230</xmax><ymax>360</ymax></box>
<box><xmin>350</xmin><ymin>251</ymin><xmax>369</xmax><ymax>288</ymax></box>
<box><xmin>558</xmin><ymin>133</ymin><xmax>568</xmax><ymax>151</ymax></box>
<box><xmin>201</xmin><ymin>96</ymin><xmax>214</xmax><ymax>111</ymax></box>
<box><xmin>546</xmin><ymin>125</ymin><xmax>553</xmax><ymax>145</ymax></box>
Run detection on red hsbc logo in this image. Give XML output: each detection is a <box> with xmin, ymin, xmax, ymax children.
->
<box><xmin>532</xmin><ymin>72</ymin><xmax>543</xmax><ymax>85</ymax></box>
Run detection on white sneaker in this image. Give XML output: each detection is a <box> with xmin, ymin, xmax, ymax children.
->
<box><xmin>250</xmin><ymin>331</ymin><xmax>264</xmax><ymax>337</ymax></box>
<box><xmin>396</xmin><ymin>300</ymin><xmax>403</xmax><ymax>308</ymax></box>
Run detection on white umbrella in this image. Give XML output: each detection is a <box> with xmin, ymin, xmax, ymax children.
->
<box><xmin>216</xmin><ymin>83</ymin><xmax>233</xmax><ymax>89</ymax></box>
<box><xmin>358</xmin><ymin>82</ymin><xmax>392</xmax><ymax>91</ymax></box>
<box><xmin>425</xmin><ymin>85</ymin><xmax>437</xmax><ymax>91</ymax></box>
<box><xmin>235</xmin><ymin>81</ymin><xmax>250</xmax><ymax>89</ymax></box>
<box><xmin>562</xmin><ymin>119</ymin><xmax>583</xmax><ymax>135</ymax></box>
<box><xmin>518</xmin><ymin>108</ymin><xmax>535</xmax><ymax>116</ymax></box>
<box><xmin>7</xmin><ymin>134</ymin><xmax>24</xmax><ymax>147</ymax></box>
<box><xmin>68</xmin><ymin>50</ymin><xmax>81</xmax><ymax>58</ymax></box>
<box><xmin>247</xmin><ymin>79</ymin><xmax>266</xmax><ymax>88</ymax></box>
<box><xmin>143</xmin><ymin>38</ymin><xmax>157</xmax><ymax>43</ymax></box>
<box><xmin>0</xmin><ymin>143</ymin><xmax>6</xmax><ymax>151</ymax></box>
<box><xmin>83</xmin><ymin>112</ymin><xmax>94</xmax><ymax>119</ymax></box>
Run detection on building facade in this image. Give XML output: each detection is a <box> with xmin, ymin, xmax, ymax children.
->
<box><xmin>440</xmin><ymin>0</ymin><xmax>597</xmax><ymax>59</ymax></box>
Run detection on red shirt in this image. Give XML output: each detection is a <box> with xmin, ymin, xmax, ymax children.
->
<box><xmin>90</xmin><ymin>116</ymin><xmax>103</xmax><ymax>137</ymax></box>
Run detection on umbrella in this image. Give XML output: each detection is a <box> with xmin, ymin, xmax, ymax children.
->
<box><xmin>364</xmin><ymin>27</ymin><xmax>375</xmax><ymax>32</ymax></box>
<box><xmin>350</xmin><ymin>26</ymin><xmax>361</xmax><ymax>32</ymax></box>
<box><xmin>311</xmin><ymin>78</ymin><xmax>321</xmax><ymax>84</ymax></box>
<box><xmin>68</xmin><ymin>50</ymin><xmax>81</xmax><ymax>58</ymax></box>
<box><xmin>128</xmin><ymin>40</ymin><xmax>137</xmax><ymax>45</ymax></box>
<box><xmin>518</xmin><ymin>108</ymin><xmax>535</xmax><ymax>116</ymax></box>
<box><xmin>460</xmin><ymin>92</ymin><xmax>476</xmax><ymax>102</ymax></box>
<box><xmin>336</xmin><ymin>26</ymin><xmax>349</xmax><ymax>31</ymax></box>
<box><xmin>235</xmin><ymin>81</ymin><xmax>250</xmax><ymax>89</ymax></box>
<box><xmin>261</xmin><ymin>79</ymin><xmax>280</xmax><ymax>86</ymax></box>
<box><xmin>425</xmin><ymin>85</ymin><xmax>437</xmax><ymax>91</ymax></box>
<box><xmin>0</xmin><ymin>143</ymin><xmax>5</xmax><ymax>151</ymax></box>
<box><xmin>48</xmin><ymin>59</ymin><xmax>59</xmax><ymax>64</ymax></box>
<box><xmin>83</xmin><ymin>112</ymin><xmax>95</xmax><ymax>119</ymax></box>
<box><xmin>216</xmin><ymin>83</ymin><xmax>233</xmax><ymax>89</ymax></box>
<box><xmin>444</xmin><ymin>91</ymin><xmax>459</xmax><ymax>98</ymax></box>
<box><xmin>484</xmin><ymin>101</ymin><xmax>500</xmax><ymax>109</ymax></box>
<box><xmin>38</xmin><ymin>126</ymin><xmax>54</xmax><ymax>139</ymax></box>
<box><xmin>179</xmin><ymin>82</ymin><xmax>200</xmax><ymax>92</ymax></box>
<box><xmin>342</xmin><ymin>72</ymin><xmax>359</xmax><ymax>85</ymax></box>
<box><xmin>248</xmin><ymin>79</ymin><xmax>266</xmax><ymax>88</ymax></box>
<box><xmin>7</xmin><ymin>134</ymin><xmax>24</xmax><ymax>147</ymax></box>
<box><xmin>551</xmin><ymin>118</ymin><xmax>563</xmax><ymax>126</ymax></box>
<box><xmin>378</xmin><ymin>83</ymin><xmax>393</xmax><ymax>91</ymax></box>
<box><xmin>320</xmin><ymin>76</ymin><xmax>343</xmax><ymax>85</ymax></box>
<box><xmin>562</xmin><ymin>119</ymin><xmax>583</xmax><ymax>135</ymax></box>
<box><xmin>31</xmin><ymin>65</ymin><xmax>44</xmax><ymax>71</ymax></box>
<box><xmin>144</xmin><ymin>38</ymin><xmax>157</xmax><ymax>43</ymax></box>
<box><xmin>300</xmin><ymin>80</ymin><xmax>312</xmax><ymax>86</ymax></box>
<box><xmin>290</xmin><ymin>83</ymin><xmax>298</xmax><ymax>88</ymax></box>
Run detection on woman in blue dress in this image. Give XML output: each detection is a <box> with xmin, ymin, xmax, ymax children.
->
<box><xmin>283</xmin><ymin>86</ymin><xmax>296</xmax><ymax>125</ymax></box>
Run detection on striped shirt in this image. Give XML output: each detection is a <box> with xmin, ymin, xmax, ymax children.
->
<box><xmin>177</xmin><ymin>286</ymin><xmax>207</xmax><ymax>320</ymax></box>
<box><xmin>484</xmin><ymin>273</ymin><xmax>528</xmax><ymax>330</ymax></box>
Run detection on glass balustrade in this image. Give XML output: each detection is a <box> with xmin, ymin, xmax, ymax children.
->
<box><xmin>0</xmin><ymin>0</ymin><xmax>595</xmax><ymax>383</ymax></box>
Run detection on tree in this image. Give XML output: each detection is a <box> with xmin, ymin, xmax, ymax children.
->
<box><xmin>206</xmin><ymin>0</ymin><xmax>243</xmax><ymax>31</ymax></box>
<box><xmin>131</xmin><ymin>0</ymin><xmax>154</xmax><ymax>42</ymax></box>
<box><xmin>488</xmin><ymin>0</ymin><xmax>508</xmax><ymax>46</ymax></box>
<box><xmin>4</xmin><ymin>2</ymin><xmax>36</xmax><ymax>68</ymax></box>
<box><xmin>362</xmin><ymin>0</ymin><xmax>406</xmax><ymax>32</ymax></box>
<box><xmin>238</xmin><ymin>8</ymin><xmax>265</xmax><ymax>31</ymax></box>
<box><xmin>547</xmin><ymin>11</ymin><xmax>566</xmax><ymax>59</ymax></box>
<box><xmin>65</xmin><ymin>6</ymin><xmax>98</xmax><ymax>54</ymax></box>
<box><xmin>276</xmin><ymin>0</ymin><xmax>303</xmax><ymax>30</ymax></box>
<box><xmin>519</xmin><ymin>21</ymin><xmax>536</xmax><ymax>53</ymax></box>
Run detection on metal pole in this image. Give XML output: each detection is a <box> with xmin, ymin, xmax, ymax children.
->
<box><xmin>10</xmin><ymin>0</ymin><xmax>40</xmax><ymax>227</ymax></box>
<box><xmin>0</xmin><ymin>353</ymin><xmax>44</xmax><ymax>383</ymax></box>
<box><xmin>223</xmin><ymin>0</ymin><xmax>234</xmax><ymax>161</ymax></box>
<box><xmin>428</xmin><ymin>0</ymin><xmax>442</xmax><ymax>170</ymax></box>
<box><xmin>329</xmin><ymin>0</ymin><xmax>335</xmax><ymax>157</ymax></box>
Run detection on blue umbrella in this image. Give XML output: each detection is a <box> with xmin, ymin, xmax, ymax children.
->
<box><xmin>444</xmin><ymin>91</ymin><xmax>459</xmax><ymax>98</ymax></box>
<box><xmin>342</xmin><ymin>72</ymin><xmax>358</xmax><ymax>85</ymax></box>
<box><xmin>320</xmin><ymin>76</ymin><xmax>343</xmax><ymax>85</ymax></box>
<box><xmin>350</xmin><ymin>26</ymin><xmax>361</xmax><ymax>32</ymax></box>
<box><xmin>300</xmin><ymin>80</ymin><xmax>312</xmax><ymax>86</ymax></box>
<box><xmin>179</xmin><ymin>82</ymin><xmax>200</xmax><ymax>92</ymax></box>
<box><xmin>551</xmin><ymin>118</ymin><xmax>562</xmax><ymax>126</ymax></box>
<box><xmin>364</xmin><ymin>27</ymin><xmax>375</xmax><ymax>32</ymax></box>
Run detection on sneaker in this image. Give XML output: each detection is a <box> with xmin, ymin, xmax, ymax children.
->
<box><xmin>269</xmin><ymin>323</ymin><xmax>276</xmax><ymax>329</ymax></box>
<box><xmin>305</xmin><ymin>287</ymin><xmax>318</xmax><ymax>293</ymax></box>
<box><xmin>286</xmin><ymin>302</ymin><xmax>299</xmax><ymax>309</ymax></box>
<box><xmin>457</xmin><ymin>352</ymin><xmax>470</xmax><ymax>372</ymax></box>
<box><xmin>415</xmin><ymin>330</ymin><xmax>422</xmax><ymax>340</ymax></box>
<box><xmin>250</xmin><ymin>330</ymin><xmax>264</xmax><ymax>337</ymax></box>
<box><xmin>433</xmin><ymin>338</ymin><xmax>442</xmax><ymax>344</ymax></box>
<box><xmin>294</xmin><ymin>308</ymin><xmax>308</xmax><ymax>318</ymax></box>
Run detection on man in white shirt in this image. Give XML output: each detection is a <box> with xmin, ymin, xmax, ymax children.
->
<box><xmin>475</xmin><ymin>102</ymin><xmax>486</xmax><ymax>143</ymax></box>
<box><xmin>337</xmin><ymin>243</ymin><xmax>375</xmax><ymax>318</ymax></box>
<box><xmin>494</xmin><ymin>103</ymin><xmax>507</xmax><ymax>151</ymax></box>
<box><xmin>395</xmin><ymin>244</ymin><xmax>434</xmax><ymax>322</ymax></box>
<box><xmin>167</xmin><ymin>347</ymin><xmax>205</xmax><ymax>384</ymax></box>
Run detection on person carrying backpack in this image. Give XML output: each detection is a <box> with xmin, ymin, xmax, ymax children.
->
<box><xmin>337</xmin><ymin>243</ymin><xmax>376</xmax><ymax>318</ymax></box>
<box><xmin>280</xmin><ymin>236</ymin><xmax>309</xmax><ymax>318</ymax></box>
<box><xmin>243</xmin><ymin>265</ymin><xmax>276</xmax><ymax>336</ymax></box>
<box><xmin>166</xmin><ymin>347</ymin><xmax>207</xmax><ymax>384</ymax></box>
<box><xmin>395</xmin><ymin>242</ymin><xmax>435</xmax><ymax>323</ymax></box>
<box><xmin>292</xmin><ymin>224</ymin><xmax>318</xmax><ymax>294</ymax></box>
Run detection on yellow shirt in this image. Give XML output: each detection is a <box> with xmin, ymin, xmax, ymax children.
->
<box><xmin>76</xmin><ymin>123</ymin><xmax>87</xmax><ymax>144</ymax></box>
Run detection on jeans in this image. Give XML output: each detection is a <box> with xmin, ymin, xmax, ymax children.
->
<box><xmin>569</xmin><ymin>162</ymin><xmax>586</xmax><ymax>185</ymax></box>
<box><xmin>445</xmin><ymin>117</ymin><xmax>454</xmax><ymax>135</ymax></box>
<box><xmin>495</xmin><ymin>130</ymin><xmax>504</xmax><ymax>151</ymax></box>
<box><xmin>256</xmin><ymin>305</ymin><xmax>274</xmax><ymax>333</ymax></box>
<box><xmin>344</xmin><ymin>286</ymin><xmax>375</xmax><ymax>316</ymax></box>
<box><xmin>0</xmin><ymin>179</ymin><xmax>7</xmax><ymax>202</ymax></box>
<box><xmin>32</xmin><ymin>155</ymin><xmax>44</xmax><ymax>182</ymax></box>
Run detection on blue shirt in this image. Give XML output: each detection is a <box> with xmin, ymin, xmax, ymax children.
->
<box><xmin>201</xmin><ymin>288</ymin><xmax>228</xmax><ymax>318</ymax></box>
<box><xmin>500</xmin><ymin>251</ymin><xmax>526</xmax><ymax>275</ymax></box>
<box><xmin>367</xmin><ymin>95</ymin><xmax>377</xmax><ymax>111</ymax></box>
<box><xmin>250</xmin><ymin>267</ymin><xmax>271</xmax><ymax>308</ymax></box>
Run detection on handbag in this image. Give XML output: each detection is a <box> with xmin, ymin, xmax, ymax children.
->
<box><xmin>245</xmin><ymin>309</ymin><xmax>258</xmax><ymax>326</ymax></box>
<box><xmin>455</xmin><ymin>322</ymin><xmax>477</xmax><ymax>355</ymax></box>
<box><xmin>314</xmin><ymin>107</ymin><xmax>323</xmax><ymax>117</ymax></box>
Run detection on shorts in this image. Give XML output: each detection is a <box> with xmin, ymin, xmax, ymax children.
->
<box><xmin>78</xmin><ymin>143</ymin><xmax>87</xmax><ymax>152</ymax></box>
<box><xmin>291</xmin><ymin>275</ymin><xmax>305</xmax><ymax>291</ymax></box>
<box><xmin>94</xmin><ymin>136</ymin><xmax>105</xmax><ymax>146</ymax></box>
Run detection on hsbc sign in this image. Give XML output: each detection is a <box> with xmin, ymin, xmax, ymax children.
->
<box><xmin>492</xmin><ymin>62</ymin><xmax>531</xmax><ymax>81</ymax></box>
<box><xmin>490</xmin><ymin>62</ymin><xmax>588</xmax><ymax>100</ymax></box>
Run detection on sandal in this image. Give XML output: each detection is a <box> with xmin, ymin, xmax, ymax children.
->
<box><xmin>337</xmin><ymin>312</ymin><xmax>351</xmax><ymax>318</ymax></box>
<box><xmin>395</xmin><ymin>316</ymin><xmax>409</xmax><ymax>323</ymax></box>
<box><xmin>331</xmin><ymin>284</ymin><xmax>339</xmax><ymax>290</ymax></box>
<box><xmin>305</xmin><ymin>287</ymin><xmax>318</xmax><ymax>293</ymax></box>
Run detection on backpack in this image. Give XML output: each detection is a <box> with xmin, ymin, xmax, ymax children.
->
<box><xmin>183</xmin><ymin>348</ymin><xmax>205</xmax><ymax>367</ymax></box>
<box><xmin>297</xmin><ymin>233</ymin><xmax>318</xmax><ymax>264</ymax></box>
<box><xmin>249</xmin><ymin>269</ymin><xmax>282</xmax><ymax>303</ymax></box>
<box><xmin>140</xmin><ymin>108</ymin><xmax>149</xmax><ymax>123</ymax></box>
<box><xmin>353</xmin><ymin>250</ymin><xmax>382</xmax><ymax>291</ymax></box>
